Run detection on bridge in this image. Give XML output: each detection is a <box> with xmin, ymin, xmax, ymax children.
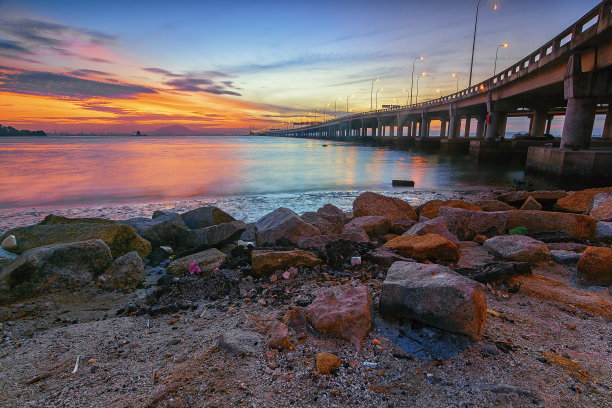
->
<box><xmin>259</xmin><ymin>0</ymin><xmax>612</xmax><ymax>188</ymax></box>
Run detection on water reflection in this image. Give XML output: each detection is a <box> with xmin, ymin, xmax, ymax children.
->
<box><xmin>0</xmin><ymin>135</ymin><xmax>524</xmax><ymax>209</ymax></box>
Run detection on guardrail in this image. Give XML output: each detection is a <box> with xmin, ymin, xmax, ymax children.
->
<box><xmin>269</xmin><ymin>0</ymin><xmax>611</xmax><ymax>134</ymax></box>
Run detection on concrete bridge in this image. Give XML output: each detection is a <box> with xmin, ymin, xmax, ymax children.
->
<box><xmin>260</xmin><ymin>0</ymin><xmax>612</xmax><ymax>187</ymax></box>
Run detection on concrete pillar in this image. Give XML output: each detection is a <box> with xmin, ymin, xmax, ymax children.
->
<box><xmin>530</xmin><ymin>108</ymin><xmax>548</xmax><ymax>137</ymax></box>
<box><xmin>602</xmin><ymin>105</ymin><xmax>612</xmax><ymax>140</ymax></box>
<box><xmin>475</xmin><ymin>114</ymin><xmax>486</xmax><ymax>139</ymax></box>
<box><xmin>412</xmin><ymin>121</ymin><xmax>418</xmax><ymax>138</ymax></box>
<box><xmin>464</xmin><ymin>116</ymin><xmax>471</xmax><ymax>138</ymax></box>
<box><xmin>372</xmin><ymin>125</ymin><xmax>377</xmax><ymax>138</ymax></box>
<box><xmin>546</xmin><ymin>115</ymin><xmax>554</xmax><ymax>134</ymax></box>
<box><xmin>448</xmin><ymin>115</ymin><xmax>461</xmax><ymax>139</ymax></box>
<box><xmin>390</xmin><ymin>125</ymin><xmax>395</xmax><ymax>137</ymax></box>
<box><xmin>485</xmin><ymin>111</ymin><xmax>507</xmax><ymax>141</ymax></box>
<box><xmin>561</xmin><ymin>98</ymin><xmax>597</xmax><ymax>149</ymax></box>
<box><xmin>439</xmin><ymin>119</ymin><xmax>447</xmax><ymax>138</ymax></box>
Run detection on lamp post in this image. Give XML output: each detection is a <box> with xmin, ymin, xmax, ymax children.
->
<box><xmin>376</xmin><ymin>88</ymin><xmax>383</xmax><ymax>110</ymax></box>
<box><xmin>323</xmin><ymin>103</ymin><xmax>330</xmax><ymax>121</ymax></box>
<box><xmin>346</xmin><ymin>95</ymin><xmax>353</xmax><ymax>116</ymax></box>
<box><xmin>452</xmin><ymin>73</ymin><xmax>460</xmax><ymax>93</ymax></box>
<box><xmin>416</xmin><ymin>72</ymin><xmax>426</xmax><ymax>104</ymax></box>
<box><xmin>468</xmin><ymin>0</ymin><xmax>483</xmax><ymax>88</ymax></box>
<box><xmin>410</xmin><ymin>56</ymin><xmax>423</xmax><ymax>105</ymax></box>
<box><xmin>370</xmin><ymin>77</ymin><xmax>380</xmax><ymax>111</ymax></box>
<box><xmin>494</xmin><ymin>43</ymin><xmax>508</xmax><ymax>76</ymax></box>
<box><xmin>402</xmin><ymin>89</ymin><xmax>408</xmax><ymax>105</ymax></box>
<box><xmin>334</xmin><ymin>97</ymin><xmax>341</xmax><ymax>118</ymax></box>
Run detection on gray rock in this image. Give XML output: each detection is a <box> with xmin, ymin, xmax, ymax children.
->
<box><xmin>466</xmin><ymin>261</ymin><xmax>532</xmax><ymax>283</ymax></box>
<box><xmin>363</xmin><ymin>247</ymin><xmax>414</xmax><ymax>268</ymax></box>
<box><xmin>218</xmin><ymin>329</ymin><xmax>262</xmax><ymax>356</ymax></box>
<box><xmin>180</xmin><ymin>206</ymin><xmax>236</xmax><ymax>229</ymax></box>
<box><xmin>390</xmin><ymin>218</ymin><xmax>418</xmax><ymax>235</ymax></box>
<box><xmin>483</xmin><ymin>235</ymin><xmax>551</xmax><ymax>263</ymax></box>
<box><xmin>301</xmin><ymin>212</ymin><xmax>337</xmax><ymax>235</ymax></box>
<box><xmin>438</xmin><ymin>207</ymin><xmax>508</xmax><ymax>240</ymax></box>
<box><xmin>0</xmin><ymin>248</ymin><xmax>18</xmax><ymax>270</ymax></box>
<box><xmin>380</xmin><ymin>262</ymin><xmax>487</xmax><ymax>338</ymax></box>
<box><xmin>343</xmin><ymin>216</ymin><xmax>390</xmax><ymax>238</ymax></box>
<box><xmin>125</xmin><ymin>213</ymin><xmax>190</xmax><ymax>248</ymax></box>
<box><xmin>152</xmin><ymin>210</ymin><xmax>166</xmax><ymax>219</ymax></box>
<box><xmin>457</xmin><ymin>242</ymin><xmax>496</xmax><ymax>270</ymax></box>
<box><xmin>240</xmin><ymin>223</ymin><xmax>257</xmax><ymax>241</ymax></box>
<box><xmin>0</xmin><ymin>239</ymin><xmax>112</xmax><ymax>304</ymax></box>
<box><xmin>405</xmin><ymin>217</ymin><xmax>460</xmax><ymax>245</ymax></box>
<box><xmin>550</xmin><ymin>250</ymin><xmax>582</xmax><ymax>265</ymax></box>
<box><xmin>255</xmin><ymin>208</ymin><xmax>320</xmax><ymax>246</ymax></box>
<box><xmin>316</xmin><ymin>204</ymin><xmax>346</xmax><ymax>231</ymax></box>
<box><xmin>596</xmin><ymin>221</ymin><xmax>612</xmax><ymax>241</ymax></box>
<box><xmin>98</xmin><ymin>251</ymin><xmax>144</xmax><ymax>291</ymax></box>
<box><xmin>188</xmin><ymin>221</ymin><xmax>246</xmax><ymax>249</ymax></box>
<box><xmin>166</xmin><ymin>248</ymin><xmax>227</xmax><ymax>275</ymax></box>
<box><xmin>1</xmin><ymin>235</ymin><xmax>17</xmax><ymax>250</ymax></box>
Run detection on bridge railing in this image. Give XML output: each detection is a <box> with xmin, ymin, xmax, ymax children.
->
<box><xmin>273</xmin><ymin>0</ymin><xmax>611</xmax><ymax>134</ymax></box>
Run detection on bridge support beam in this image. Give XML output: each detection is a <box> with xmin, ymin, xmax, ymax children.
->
<box><xmin>448</xmin><ymin>115</ymin><xmax>461</xmax><ymax>139</ymax></box>
<box><xmin>561</xmin><ymin>98</ymin><xmax>596</xmax><ymax>149</ymax></box>
<box><xmin>439</xmin><ymin>119</ymin><xmax>447</xmax><ymax>138</ymax></box>
<box><xmin>546</xmin><ymin>115</ymin><xmax>554</xmax><ymax>134</ymax></box>
<box><xmin>475</xmin><ymin>114</ymin><xmax>486</xmax><ymax>139</ymax></box>
<box><xmin>485</xmin><ymin>111</ymin><xmax>507</xmax><ymax>141</ymax></box>
<box><xmin>464</xmin><ymin>117</ymin><xmax>471</xmax><ymax>138</ymax></box>
<box><xmin>530</xmin><ymin>108</ymin><xmax>548</xmax><ymax>137</ymax></box>
<box><xmin>602</xmin><ymin>104</ymin><xmax>612</xmax><ymax>140</ymax></box>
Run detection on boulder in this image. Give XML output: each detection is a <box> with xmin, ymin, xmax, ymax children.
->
<box><xmin>438</xmin><ymin>207</ymin><xmax>508</xmax><ymax>240</ymax></box>
<box><xmin>124</xmin><ymin>213</ymin><xmax>190</xmax><ymax>248</ymax></box>
<box><xmin>519</xmin><ymin>196</ymin><xmax>542</xmax><ymax>211</ymax></box>
<box><xmin>251</xmin><ymin>249</ymin><xmax>322</xmax><ymax>275</ymax></box>
<box><xmin>405</xmin><ymin>217</ymin><xmax>460</xmax><ymax>245</ymax></box>
<box><xmin>316</xmin><ymin>204</ymin><xmax>346</xmax><ymax>232</ymax></box>
<box><xmin>98</xmin><ymin>251</ymin><xmax>144</xmax><ymax>291</ymax></box>
<box><xmin>152</xmin><ymin>210</ymin><xmax>166</xmax><ymax>219</ymax></box>
<box><xmin>550</xmin><ymin>250</ymin><xmax>582</xmax><ymax>265</ymax></box>
<box><xmin>1</xmin><ymin>235</ymin><xmax>17</xmax><ymax>249</ymax></box>
<box><xmin>188</xmin><ymin>221</ymin><xmax>246</xmax><ymax>249</ymax></box>
<box><xmin>0</xmin><ymin>240</ymin><xmax>112</xmax><ymax>303</ymax></box>
<box><xmin>0</xmin><ymin>248</ymin><xmax>18</xmax><ymax>270</ymax></box>
<box><xmin>39</xmin><ymin>214</ymin><xmax>117</xmax><ymax>225</ymax></box>
<box><xmin>0</xmin><ymin>222</ymin><xmax>151</xmax><ymax>259</ymax></box>
<box><xmin>596</xmin><ymin>222</ymin><xmax>612</xmax><ymax>241</ymax></box>
<box><xmin>324</xmin><ymin>240</ymin><xmax>372</xmax><ymax>267</ymax></box>
<box><xmin>315</xmin><ymin>352</ymin><xmax>342</xmax><ymax>375</ymax></box>
<box><xmin>380</xmin><ymin>262</ymin><xmax>487</xmax><ymax>338</ymax></box>
<box><xmin>483</xmin><ymin>235</ymin><xmax>551</xmax><ymax>263</ymax></box>
<box><xmin>301</xmin><ymin>212</ymin><xmax>338</xmax><ymax>235</ymax></box>
<box><xmin>590</xmin><ymin>193</ymin><xmax>612</xmax><ymax>221</ymax></box>
<box><xmin>507</xmin><ymin>274</ymin><xmax>612</xmax><ymax>319</ymax></box>
<box><xmin>390</xmin><ymin>218</ymin><xmax>418</xmax><ymax>234</ymax></box>
<box><xmin>547</xmin><ymin>242</ymin><xmax>588</xmax><ymax>252</ymax></box>
<box><xmin>555</xmin><ymin>187</ymin><xmax>612</xmax><ymax>213</ymax></box>
<box><xmin>576</xmin><ymin>246</ymin><xmax>612</xmax><ymax>286</ymax></box>
<box><xmin>305</xmin><ymin>285</ymin><xmax>372</xmax><ymax>349</ymax></box>
<box><xmin>507</xmin><ymin>210</ymin><xmax>596</xmax><ymax>240</ymax></box>
<box><xmin>363</xmin><ymin>246</ymin><xmax>414</xmax><ymax>268</ymax></box>
<box><xmin>457</xmin><ymin>242</ymin><xmax>496</xmax><ymax>270</ymax></box>
<box><xmin>499</xmin><ymin>190</ymin><xmax>567</xmax><ymax>207</ymax></box>
<box><xmin>267</xmin><ymin>322</ymin><xmax>291</xmax><ymax>350</ymax></box>
<box><xmin>352</xmin><ymin>192</ymin><xmax>417</xmax><ymax>221</ymax></box>
<box><xmin>343</xmin><ymin>216</ymin><xmax>390</xmax><ymax>238</ymax></box>
<box><xmin>255</xmin><ymin>208</ymin><xmax>320</xmax><ymax>246</ymax></box>
<box><xmin>166</xmin><ymin>248</ymin><xmax>227</xmax><ymax>275</ymax></box>
<box><xmin>180</xmin><ymin>206</ymin><xmax>236</xmax><ymax>229</ymax></box>
<box><xmin>460</xmin><ymin>261</ymin><xmax>532</xmax><ymax>284</ymax></box>
<box><xmin>420</xmin><ymin>200</ymin><xmax>483</xmax><ymax>220</ymax></box>
<box><xmin>297</xmin><ymin>228</ymin><xmax>370</xmax><ymax>250</ymax></box>
<box><xmin>384</xmin><ymin>233</ymin><xmax>459</xmax><ymax>263</ymax></box>
<box><xmin>474</xmin><ymin>200</ymin><xmax>515</xmax><ymax>212</ymax></box>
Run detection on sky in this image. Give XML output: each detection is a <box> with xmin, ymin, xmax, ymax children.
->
<box><xmin>0</xmin><ymin>0</ymin><xmax>603</xmax><ymax>134</ymax></box>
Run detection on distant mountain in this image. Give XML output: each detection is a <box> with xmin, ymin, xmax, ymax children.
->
<box><xmin>149</xmin><ymin>125</ymin><xmax>200</xmax><ymax>135</ymax></box>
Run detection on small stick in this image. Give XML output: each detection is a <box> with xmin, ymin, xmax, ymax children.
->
<box><xmin>72</xmin><ymin>355</ymin><xmax>81</xmax><ymax>373</ymax></box>
<box><xmin>147</xmin><ymin>319</ymin><xmax>150</xmax><ymax>328</ymax></box>
<box><xmin>199</xmin><ymin>307</ymin><xmax>208</xmax><ymax>318</ymax></box>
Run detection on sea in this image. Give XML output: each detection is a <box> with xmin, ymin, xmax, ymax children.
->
<box><xmin>0</xmin><ymin>135</ymin><xmax>525</xmax><ymax>232</ymax></box>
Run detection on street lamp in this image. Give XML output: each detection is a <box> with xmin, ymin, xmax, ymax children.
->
<box><xmin>469</xmin><ymin>0</ymin><xmax>499</xmax><ymax>88</ymax></box>
<box><xmin>370</xmin><ymin>77</ymin><xmax>380</xmax><ymax>111</ymax></box>
<box><xmin>323</xmin><ymin>103</ymin><xmax>330</xmax><ymax>121</ymax></box>
<box><xmin>402</xmin><ymin>89</ymin><xmax>408</xmax><ymax>105</ymax></box>
<box><xmin>416</xmin><ymin>72</ymin><xmax>426</xmax><ymax>104</ymax></box>
<box><xmin>346</xmin><ymin>94</ymin><xmax>353</xmax><ymax>116</ymax></box>
<box><xmin>494</xmin><ymin>43</ymin><xmax>509</xmax><ymax>76</ymax></box>
<box><xmin>410</xmin><ymin>56</ymin><xmax>424</xmax><ymax>105</ymax></box>
<box><xmin>376</xmin><ymin>88</ymin><xmax>383</xmax><ymax>110</ymax></box>
<box><xmin>334</xmin><ymin>97</ymin><xmax>341</xmax><ymax>118</ymax></box>
<box><xmin>452</xmin><ymin>73</ymin><xmax>460</xmax><ymax>93</ymax></box>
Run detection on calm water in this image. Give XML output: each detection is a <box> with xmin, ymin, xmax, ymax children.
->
<box><xmin>0</xmin><ymin>135</ymin><xmax>523</xmax><ymax>230</ymax></box>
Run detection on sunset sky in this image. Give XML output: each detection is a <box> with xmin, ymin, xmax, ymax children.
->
<box><xmin>0</xmin><ymin>0</ymin><xmax>602</xmax><ymax>134</ymax></box>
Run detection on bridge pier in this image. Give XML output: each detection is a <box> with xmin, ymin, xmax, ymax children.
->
<box><xmin>464</xmin><ymin>116</ymin><xmax>471</xmax><ymax>138</ymax></box>
<box><xmin>439</xmin><ymin>119</ymin><xmax>447</xmax><ymax>138</ymax></box>
<box><xmin>447</xmin><ymin>115</ymin><xmax>461</xmax><ymax>139</ymax></box>
<box><xmin>561</xmin><ymin>98</ymin><xmax>596</xmax><ymax>149</ymax></box>
<box><xmin>485</xmin><ymin>111</ymin><xmax>507</xmax><ymax>141</ymax></box>
<box><xmin>530</xmin><ymin>108</ymin><xmax>548</xmax><ymax>137</ymax></box>
<box><xmin>475</xmin><ymin>114</ymin><xmax>486</xmax><ymax>139</ymax></box>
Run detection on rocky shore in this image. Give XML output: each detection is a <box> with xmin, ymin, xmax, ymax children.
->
<box><xmin>0</xmin><ymin>188</ymin><xmax>611</xmax><ymax>407</ymax></box>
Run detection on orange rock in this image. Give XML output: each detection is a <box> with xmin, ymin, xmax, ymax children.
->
<box><xmin>251</xmin><ymin>249</ymin><xmax>322</xmax><ymax>275</ymax></box>
<box><xmin>305</xmin><ymin>285</ymin><xmax>372</xmax><ymax>350</ymax></box>
<box><xmin>507</xmin><ymin>210</ymin><xmax>596</xmax><ymax>240</ymax></box>
<box><xmin>343</xmin><ymin>216</ymin><xmax>390</xmax><ymax>238</ymax></box>
<box><xmin>352</xmin><ymin>192</ymin><xmax>417</xmax><ymax>221</ymax></box>
<box><xmin>267</xmin><ymin>322</ymin><xmax>291</xmax><ymax>350</ymax></box>
<box><xmin>384</xmin><ymin>233</ymin><xmax>399</xmax><ymax>242</ymax></box>
<box><xmin>555</xmin><ymin>187</ymin><xmax>612</xmax><ymax>214</ymax></box>
<box><xmin>315</xmin><ymin>352</ymin><xmax>342</xmax><ymax>374</ymax></box>
<box><xmin>506</xmin><ymin>274</ymin><xmax>612</xmax><ymax>318</ymax></box>
<box><xmin>590</xmin><ymin>193</ymin><xmax>612</xmax><ymax>221</ymax></box>
<box><xmin>384</xmin><ymin>233</ymin><xmax>459</xmax><ymax>262</ymax></box>
<box><xmin>519</xmin><ymin>196</ymin><xmax>542</xmax><ymax>211</ymax></box>
<box><xmin>420</xmin><ymin>200</ymin><xmax>483</xmax><ymax>219</ymax></box>
<box><xmin>543</xmin><ymin>351</ymin><xmax>592</xmax><ymax>383</ymax></box>
<box><xmin>576</xmin><ymin>246</ymin><xmax>612</xmax><ymax>286</ymax></box>
<box><xmin>474</xmin><ymin>200</ymin><xmax>516</xmax><ymax>212</ymax></box>
<box><xmin>474</xmin><ymin>234</ymin><xmax>488</xmax><ymax>244</ymax></box>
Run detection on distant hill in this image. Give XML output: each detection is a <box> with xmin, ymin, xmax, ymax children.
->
<box><xmin>149</xmin><ymin>125</ymin><xmax>200</xmax><ymax>136</ymax></box>
<box><xmin>0</xmin><ymin>124</ymin><xmax>46</xmax><ymax>136</ymax></box>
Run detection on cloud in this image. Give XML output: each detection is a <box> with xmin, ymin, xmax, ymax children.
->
<box><xmin>78</xmin><ymin>102</ymin><xmax>133</xmax><ymax>115</ymax></box>
<box><xmin>0</xmin><ymin>39</ymin><xmax>33</xmax><ymax>54</ymax></box>
<box><xmin>0</xmin><ymin>18</ymin><xmax>116</xmax><ymax>47</ymax></box>
<box><xmin>143</xmin><ymin>67</ymin><xmax>181</xmax><ymax>77</ymax></box>
<box><xmin>0</xmin><ymin>68</ymin><xmax>156</xmax><ymax>99</ymax></box>
<box><xmin>70</xmin><ymin>69</ymin><xmax>110</xmax><ymax>77</ymax></box>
